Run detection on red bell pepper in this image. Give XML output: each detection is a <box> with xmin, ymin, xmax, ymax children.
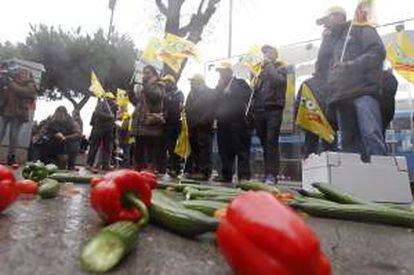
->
<box><xmin>0</xmin><ymin>165</ymin><xmax>19</xmax><ymax>213</ymax></box>
<box><xmin>18</xmin><ymin>179</ymin><xmax>39</xmax><ymax>194</ymax></box>
<box><xmin>138</xmin><ymin>171</ymin><xmax>157</xmax><ymax>189</ymax></box>
<box><xmin>90</xmin><ymin>170</ymin><xmax>153</xmax><ymax>223</ymax></box>
<box><xmin>217</xmin><ymin>191</ymin><xmax>331</xmax><ymax>275</ymax></box>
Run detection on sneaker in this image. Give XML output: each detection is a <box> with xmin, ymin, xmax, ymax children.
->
<box><xmin>264</xmin><ymin>175</ymin><xmax>277</xmax><ymax>185</ymax></box>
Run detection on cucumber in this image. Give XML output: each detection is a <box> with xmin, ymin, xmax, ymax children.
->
<box><xmin>38</xmin><ymin>178</ymin><xmax>60</xmax><ymax>199</ymax></box>
<box><xmin>183</xmin><ymin>188</ymin><xmax>240</xmax><ymax>200</ymax></box>
<box><xmin>158</xmin><ymin>182</ymin><xmax>238</xmax><ymax>193</ymax></box>
<box><xmin>48</xmin><ymin>173</ymin><xmax>95</xmax><ymax>184</ymax></box>
<box><xmin>296</xmin><ymin>188</ymin><xmax>327</xmax><ymax>200</ymax></box>
<box><xmin>181</xmin><ymin>200</ymin><xmax>228</xmax><ymax>216</ymax></box>
<box><xmin>191</xmin><ymin>195</ymin><xmax>236</xmax><ymax>203</ymax></box>
<box><xmin>150</xmin><ymin>190</ymin><xmax>219</xmax><ymax>237</ymax></box>
<box><xmin>237</xmin><ymin>180</ymin><xmax>281</xmax><ymax>195</ymax></box>
<box><xmin>81</xmin><ymin>221</ymin><xmax>140</xmax><ymax>272</ymax></box>
<box><xmin>311</xmin><ymin>182</ymin><xmax>373</xmax><ymax>205</ymax></box>
<box><xmin>290</xmin><ymin>200</ymin><xmax>414</xmax><ymax>228</ymax></box>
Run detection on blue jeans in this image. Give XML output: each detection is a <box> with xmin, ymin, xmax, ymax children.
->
<box><xmin>336</xmin><ymin>95</ymin><xmax>387</xmax><ymax>161</ymax></box>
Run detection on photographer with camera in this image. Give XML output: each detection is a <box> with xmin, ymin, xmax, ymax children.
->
<box><xmin>0</xmin><ymin>68</ymin><xmax>37</xmax><ymax>165</ymax></box>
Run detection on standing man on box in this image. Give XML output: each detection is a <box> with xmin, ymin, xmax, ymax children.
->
<box><xmin>317</xmin><ymin>6</ymin><xmax>387</xmax><ymax>161</ymax></box>
<box><xmin>251</xmin><ymin>45</ymin><xmax>287</xmax><ymax>185</ymax></box>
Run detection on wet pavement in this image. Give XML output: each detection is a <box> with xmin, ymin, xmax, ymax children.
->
<box><xmin>1</xmin><ymin>183</ymin><xmax>414</xmax><ymax>275</ymax></box>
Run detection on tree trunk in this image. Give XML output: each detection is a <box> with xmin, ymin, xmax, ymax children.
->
<box><xmin>64</xmin><ymin>93</ymin><xmax>91</xmax><ymax>112</ymax></box>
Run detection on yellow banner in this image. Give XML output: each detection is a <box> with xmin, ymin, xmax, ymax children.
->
<box><xmin>90</xmin><ymin>71</ymin><xmax>106</xmax><ymax>98</ymax></box>
<box><xmin>116</xmin><ymin>88</ymin><xmax>130</xmax><ymax>108</ymax></box>
<box><xmin>239</xmin><ymin>45</ymin><xmax>263</xmax><ymax>77</ymax></box>
<box><xmin>174</xmin><ymin>112</ymin><xmax>191</xmax><ymax>159</ymax></box>
<box><xmin>387</xmin><ymin>31</ymin><xmax>414</xmax><ymax>84</ymax></box>
<box><xmin>296</xmin><ymin>83</ymin><xmax>335</xmax><ymax>143</ymax></box>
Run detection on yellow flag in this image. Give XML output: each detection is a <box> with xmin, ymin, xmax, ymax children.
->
<box><xmin>116</xmin><ymin>88</ymin><xmax>130</xmax><ymax>108</ymax></box>
<box><xmin>387</xmin><ymin>31</ymin><xmax>414</xmax><ymax>84</ymax></box>
<box><xmin>142</xmin><ymin>37</ymin><xmax>163</xmax><ymax>62</ymax></box>
<box><xmin>158</xmin><ymin>52</ymin><xmax>186</xmax><ymax>74</ymax></box>
<box><xmin>239</xmin><ymin>45</ymin><xmax>264</xmax><ymax>77</ymax></box>
<box><xmin>90</xmin><ymin>71</ymin><xmax>106</xmax><ymax>98</ymax></box>
<box><xmin>296</xmin><ymin>84</ymin><xmax>335</xmax><ymax>143</ymax></box>
<box><xmin>174</xmin><ymin>112</ymin><xmax>191</xmax><ymax>159</ymax></box>
<box><xmin>163</xmin><ymin>33</ymin><xmax>200</xmax><ymax>61</ymax></box>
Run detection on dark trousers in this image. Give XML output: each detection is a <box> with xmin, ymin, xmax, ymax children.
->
<box><xmin>87</xmin><ymin>129</ymin><xmax>113</xmax><ymax>169</ymax></box>
<box><xmin>0</xmin><ymin>117</ymin><xmax>23</xmax><ymax>157</ymax></box>
<box><xmin>217</xmin><ymin>121</ymin><xmax>251</xmax><ymax>181</ymax></box>
<box><xmin>184</xmin><ymin>125</ymin><xmax>213</xmax><ymax>177</ymax></box>
<box><xmin>303</xmin><ymin>131</ymin><xmax>337</xmax><ymax>159</ymax></box>
<box><xmin>135</xmin><ymin>135</ymin><xmax>164</xmax><ymax>172</ymax></box>
<box><xmin>120</xmin><ymin>143</ymin><xmax>131</xmax><ymax>168</ymax></box>
<box><xmin>66</xmin><ymin>139</ymin><xmax>80</xmax><ymax>170</ymax></box>
<box><xmin>164</xmin><ymin>123</ymin><xmax>182</xmax><ymax>174</ymax></box>
<box><xmin>254</xmin><ymin>109</ymin><xmax>283</xmax><ymax>178</ymax></box>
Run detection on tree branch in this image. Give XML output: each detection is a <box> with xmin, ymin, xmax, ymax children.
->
<box><xmin>155</xmin><ymin>0</ymin><xmax>168</xmax><ymax>16</ymax></box>
<box><xmin>77</xmin><ymin>94</ymin><xmax>90</xmax><ymax>110</ymax></box>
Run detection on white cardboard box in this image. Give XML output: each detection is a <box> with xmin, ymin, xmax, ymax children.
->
<box><xmin>302</xmin><ymin>152</ymin><xmax>413</xmax><ymax>204</ymax></box>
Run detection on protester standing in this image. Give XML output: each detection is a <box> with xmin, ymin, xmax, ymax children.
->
<box><xmin>86</xmin><ymin>98</ymin><xmax>117</xmax><ymax>170</ymax></box>
<box><xmin>184</xmin><ymin>74</ymin><xmax>216</xmax><ymax>181</ymax></box>
<box><xmin>0</xmin><ymin>69</ymin><xmax>37</xmax><ymax>164</ymax></box>
<box><xmin>317</xmin><ymin>6</ymin><xmax>387</xmax><ymax>161</ymax></box>
<box><xmin>161</xmin><ymin>74</ymin><xmax>184</xmax><ymax>178</ymax></box>
<box><xmin>214</xmin><ymin>62</ymin><xmax>252</xmax><ymax>183</ymax></box>
<box><xmin>128</xmin><ymin>65</ymin><xmax>165</xmax><ymax>174</ymax></box>
<box><xmin>251</xmin><ymin>45</ymin><xmax>287</xmax><ymax>185</ymax></box>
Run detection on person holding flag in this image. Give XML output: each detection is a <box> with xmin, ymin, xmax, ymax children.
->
<box><xmin>317</xmin><ymin>2</ymin><xmax>387</xmax><ymax>161</ymax></box>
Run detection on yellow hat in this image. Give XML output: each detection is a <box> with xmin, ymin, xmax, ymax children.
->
<box><xmin>188</xmin><ymin>73</ymin><xmax>205</xmax><ymax>83</ymax></box>
<box><xmin>215</xmin><ymin>61</ymin><xmax>233</xmax><ymax>72</ymax></box>
<box><xmin>316</xmin><ymin>6</ymin><xmax>346</xmax><ymax>25</ymax></box>
<box><xmin>160</xmin><ymin>74</ymin><xmax>176</xmax><ymax>84</ymax></box>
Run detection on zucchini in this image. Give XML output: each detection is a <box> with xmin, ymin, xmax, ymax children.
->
<box><xmin>181</xmin><ymin>200</ymin><xmax>228</xmax><ymax>216</ymax></box>
<box><xmin>237</xmin><ymin>180</ymin><xmax>281</xmax><ymax>195</ymax></box>
<box><xmin>296</xmin><ymin>188</ymin><xmax>327</xmax><ymax>200</ymax></box>
<box><xmin>311</xmin><ymin>182</ymin><xmax>373</xmax><ymax>205</ymax></box>
<box><xmin>183</xmin><ymin>188</ymin><xmax>240</xmax><ymax>200</ymax></box>
<box><xmin>81</xmin><ymin>221</ymin><xmax>140</xmax><ymax>272</ymax></box>
<box><xmin>48</xmin><ymin>173</ymin><xmax>95</xmax><ymax>184</ymax></box>
<box><xmin>150</xmin><ymin>190</ymin><xmax>219</xmax><ymax>237</ymax></box>
<box><xmin>290</xmin><ymin>200</ymin><xmax>414</xmax><ymax>228</ymax></box>
<box><xmin>158</xmin><ymin>182</ymin><xmax>238</xmax><ymax>193</ymax></box>
<box><xmin>38</xmin><ymin>178</ymin><xmax>60</xmax><ymax>199</ymax></box>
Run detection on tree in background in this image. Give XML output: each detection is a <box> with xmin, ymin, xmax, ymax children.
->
<box><xmin>0</xmin><ymin>24</ymin><xmax>136</xmax><ymax>112</ymax></box>
<box><xmin>154</xmin><ymin>0</ymin><xmax>221</xmax><ymax>78</ymax></box>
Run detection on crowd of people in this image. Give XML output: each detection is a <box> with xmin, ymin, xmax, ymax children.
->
<box><xmin>0</xmin><ymin>6</ymin><xmax>399</xmax><ymax>185</ymax></box>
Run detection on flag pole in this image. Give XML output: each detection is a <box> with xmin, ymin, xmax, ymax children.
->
<box><xmin>339</xmin><ymin>22</ymin><xmax>354</xmax><ymax>62</ymax></box>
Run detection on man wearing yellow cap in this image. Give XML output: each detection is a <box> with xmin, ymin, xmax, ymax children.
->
<box><xmin>214</xmin><ymin>62</ymin><xmax>252</xmax><ymax>183</ymax></box>
<box><xmin>317</xmin><ymin>5</ymin><xmax>387</xmax><ymax>161</ymax></box>
<box><xmin>160</xmin><ymin>74</ymin><xmax>184</xmax><ymax>177</ymax></box>
<box><xmin>184</xmin><ymin>73</ymin><xmax>216</xmax><ymax>181</ymax></box>
<box><xmin>251</xmin><ymin>45</ymin><xmax>287</xmax><ymax>185</ymax></box>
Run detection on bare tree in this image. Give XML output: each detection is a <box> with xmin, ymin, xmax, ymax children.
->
<box><xmin>154</xmin><ymin>0</ymin><xmax>221</xmax><ymax>78</ymax></box>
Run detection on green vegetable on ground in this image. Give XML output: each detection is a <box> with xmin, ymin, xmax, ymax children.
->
<box><xmin>150</xmin><ymin>190</ymin><xmax>219</xmax><ymax>237</ymax></box>
<box><xmin>22</xmin><ymin>161</ymin><xmax>49</xmax><ymax>182</ymax></box>
<box><xmin>81</xmin><ymin>221</ymin><xmax>141</xmax><ymax>273</ymax></box>
<box><xmin>289</xmin><ymin>200</ymin><xmax>414</xmax><ymax>228</ymax></box>
<box><xmin>312</xmin><ymin>182</ymin><xmax>372</xmax><ymax>205</ymax></box>
<box><xmin>237</xmin><ymin>180</ymin><xmax>281</xmax><ymax>195</ymax></box>
<box><xmin>48</xmin><ymin>173</ymin><xmax>95</xmax><ymax>184</ymax></box>
<box><xmin>181</xmin><ymin>200</ymin><xmax>228</xmax><ymax>216</ymax></box>
<box><xmin>38</xmin><ymin>178</ymin><xmax>60</xmax><ymax>199</ymax></box>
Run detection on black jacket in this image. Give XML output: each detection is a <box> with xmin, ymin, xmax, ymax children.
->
<box><xmin>90</xmin><ymin>99</ymin><xmax>117</xmax><ymax>133</ymax></box>
<box><xmin>186</xmin><ymin>84</ymin><xmax>216</xmax><ymax>129</ymax></box>
<box><xmin>325</xmin><ymin>22</ymin><xmax>386</xmax><ymax>104</ymax></box>
<box><xmin>164</xmin><ymin>88</ymin><xmax>184</xmax><ymax>125</ymax></box>
<box><xmin>252</xmin><ymin>61</ymin><xmax>287</xmax><ymax>112</ymax></box>
<box><xmin>216</xmin><ymin>78</ymin><xmax>252</xmax><ymax>124</ymax></box>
